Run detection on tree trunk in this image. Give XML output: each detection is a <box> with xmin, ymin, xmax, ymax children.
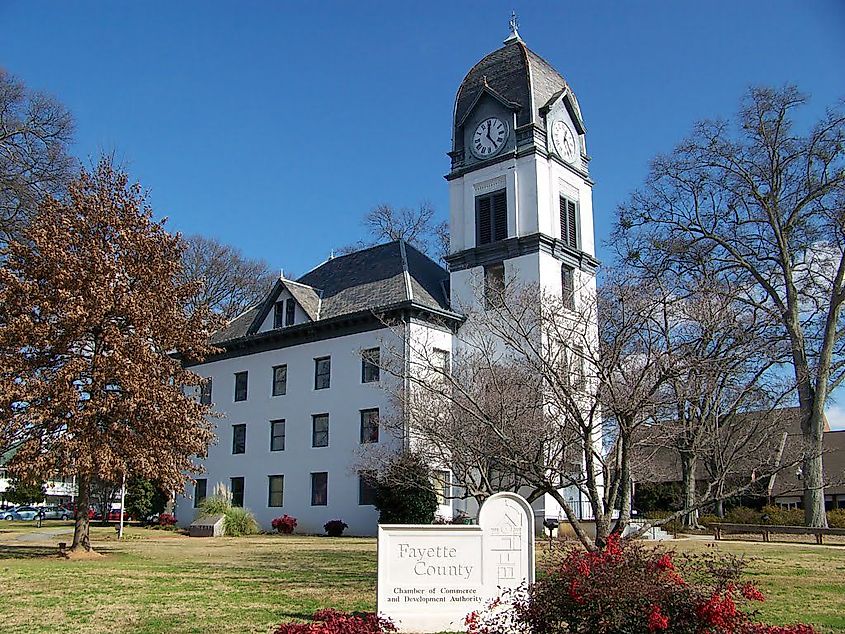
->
<box><xmin>71</xmin><ymin>473</ymin><xmax>92</xmax><ymax>551</ymax></box>
<box><xmin>613</xmin><ymin>437</ymin><xmax>633</xmax><ymax>535</ymax></box>
<box><xmin>715</xmin><ymin>498</ymin><xmax>724</xmax><ymax>518</ymax></box>
<box><xmin>802</xmin><ymin>406</ymin><xmax>828</xmax><ymax>527</ymax></box>
<box><xmin>680</xmin><ymin>452</ymin><xmax>698</xmax><ymax>528</ymax></box>
<box><xmin>787</xmin><ymin>311</ymin><xmax>828</xmax><ymax>528</ymax></box>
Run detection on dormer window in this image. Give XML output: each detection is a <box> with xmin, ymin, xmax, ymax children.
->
<box><xmin>273</xmin><ymin>297</ymin><xmax>298</xmax><ymax>328</ymax></box>
<box><xmin>476</xmin><ymin>190</ymin><xmax>507</xmax><ymax>246</ymax></box>
<box><xmin>285</xmin><ymin>298</ymin><xmax>296</xmax><ymax>326</ymax></box>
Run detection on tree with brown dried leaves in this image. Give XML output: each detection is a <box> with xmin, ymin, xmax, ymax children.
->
<box><xmin>0</xmin><ymin>159</ymin><xmax>218</xmax><ymax>550</ymax></box>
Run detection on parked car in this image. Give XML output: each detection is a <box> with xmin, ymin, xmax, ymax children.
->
<box><xmin>40</xmin><ymin>506</ymin><xmax>72</xmax><ymax>520</ymax></box>
<box><xmin>92</xmin><ymin>508</ymin><xmax>130</xmax><ymax>522</ymax></box>
<box><xmin>66</xmin><ymin>503</ymin><xmax>95</xmax><ymax>519</ymax></box>
<box><xmin>108</xmin><ymin>508</ymin><xmax>130</xmax><ymax>522</ymax></box>
<box><xmin>3</xmin><ymin>506</ymin><xmax>39</xmax><ymax>521</ymax></box>
<box><xmin>1</xmin><ymin>506</ymin><xmax>19</xmax><ymax>520</ymax></box>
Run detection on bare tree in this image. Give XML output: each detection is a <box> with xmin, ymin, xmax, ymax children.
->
<box><xmin>635</xmin><ymin>278</ymin><xmax>789</xmax><ymax>526</ymax></box>
<box><xmin>178</xmin><ymin>234</ymin><xmax>276</xmax><ymax>322</ymax></box>
<box><xmin>0</xmin><ymin>69</ymin><xmax>75</xmax><ymax>244</ymax></box>
<box><xmin>341</xmin><ymin>202</ymin><xmax>449</xmax><ymax>262</ymax></box>
<box><xmin>369</xmin><ymin>272</ymin><xmax>794</xmax><ymax>550</ymax></box>
<box><xmin>615</xmin><ymin>86</ymin><xmax>845</xmax><ymax>526</ymax></box>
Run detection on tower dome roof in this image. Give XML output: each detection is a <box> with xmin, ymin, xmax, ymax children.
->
<box><xmin>454</xmin><ymin>38</ymin><xmax>580</xmax><ymax>130</ymax></box>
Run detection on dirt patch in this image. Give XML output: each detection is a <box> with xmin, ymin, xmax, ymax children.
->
<box><xmin>59</xmin><ymin>548</ymin><xmax>105</xmax><ymax>560</ymax></box>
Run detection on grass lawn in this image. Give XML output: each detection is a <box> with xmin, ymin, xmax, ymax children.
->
<box><xmin>0</xmin><ymin>522</ymin><xmax>844</xmax><ymax>633</ymax></box>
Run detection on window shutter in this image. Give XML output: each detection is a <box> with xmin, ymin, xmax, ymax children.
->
<box><xmin>567</xmin><ymin>199</ymin><xmax>578</xmax><ymax>248</ymax></box>
<box><xmin>560</xmin><ymin>197</ymin><xmax>578</xmax><ymax>249</ymax></box>
<box><xmin>476</xmin><ymin>196</ymin><xmax>492</xmax><ymax>245</ymax></box>
<box><xmin>559</xmin><ymin>196</ymin><xmax>568</xmax><ymax>243</ymax></box>
<box><xmin>492</xmin><ymin>191</ymin><xmax>508</xmax><ymax>241</ymax></box>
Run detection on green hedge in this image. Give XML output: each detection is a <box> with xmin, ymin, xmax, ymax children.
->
<box><xmin>703</xmin><ymin>505</ymin><xmax>845</xmax><ymax>528</ymax></box>
<box><xmin>646</xmin><ymin>506</ymin><xmax>845</xmax><ymax>530</ymax></box>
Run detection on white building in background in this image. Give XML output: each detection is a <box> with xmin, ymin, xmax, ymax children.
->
<box><xmin>177</xmin><ymin>26</ymin><xmax>599</xmax><ymax>535</ymax></box>
<box><xmin>0</xmin><ymin>465</ymin><xmax>77</xmax><ymax>506</ymax></box>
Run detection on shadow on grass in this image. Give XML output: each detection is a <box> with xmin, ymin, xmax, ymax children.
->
<box><xmin>273</xmin><ymin>611</ymin><xmax>324</xmax><ymax>623</ymax></box>
<box><xmin>0</xmin><ymin>544</ymin><xmax>58</xmax><ymax>559</ymax></box>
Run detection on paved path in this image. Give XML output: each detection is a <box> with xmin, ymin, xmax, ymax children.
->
<box><xmin>14</xmin><ymin>527</ymin><xmax>74</xmax><ymax>542</ymax></box>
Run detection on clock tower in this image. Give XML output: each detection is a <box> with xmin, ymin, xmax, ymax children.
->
<box><xmin>445</xmin><ymin>25</ymin><xmax>599</xmax><ymax>313</ymax></box>
<box><xmin>446</xmin><ymin>25</ymin><xmax>601</xmax><ymax>521</ymax></box>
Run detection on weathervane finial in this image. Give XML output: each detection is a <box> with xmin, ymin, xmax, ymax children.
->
<box><xmin>505</xmin><ymin>11</ymin><xmax>521</xmax><ymax>43</ymax></box>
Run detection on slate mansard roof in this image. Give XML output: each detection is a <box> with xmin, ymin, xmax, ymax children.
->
<box><xmin>209</xmin><ymin>240</ymin><xmax>457</xmax><ymax>348</ymax></box>
<box><xmin>453</xmin><ymin>38</ymin><xmax>582</xmax><ymax>131</ymax></box>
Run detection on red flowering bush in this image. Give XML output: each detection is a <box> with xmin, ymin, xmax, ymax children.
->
<box><xmin>157</xmin><ymin>513</ymin><xmax>176</xmax><ymax>526</ymax></box>
<box><xmin>273</xmin><ymin>609</ymin><xmax>395</xmax><ymax>633</ymax></box>
<box><xmin>272</xmin><ymin>514</ymin><xmax>297</xmax><ymax>534</ymax></box>
<box><xmin>468</xmin><ymin>534</ymin><xmax>818</xmax><ymax>634</ymax></box>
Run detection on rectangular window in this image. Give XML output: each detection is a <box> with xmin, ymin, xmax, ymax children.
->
<box><xmin>200</xmin><ymin>378</ymin><xmax>212</xmax><ymax>405</ymax></box>
<box><xmin>475</xmin><ymin>189</ymin><xmax>508</xmax><ymax>245</ymax></box>
<box><xmin>273</xmin><ymin>301</ymin><xmax>284</xmax><ymax>329</ymax></box>
<box><xmin>285</xmin><ymin>298</ymin><xmax>296</xmax><ymax>326</ymax></box>
<box><xmin>272</xmin><ymin>364</ymin><xmax>287</xmax><ymax>396</ymax></box>
<box><xmin>360</xmin><ymin>408</ymin><xmax>379</xmax><ymax>444</ymax></box>
<box><xmin>311</xmin><ymin>472</ymin><xmax>328</xmax><ymax>506</ymax></box>
<box><xmin>234</xmin><ymin>371</ymin><xmax>248</xmax><ymax>402</ymax></box>
<box><xmin>562</xmin><ymin>266</ymin><xmax>575</xmax><ymax>311</ymax></box>
<box><xmin>434</xmin><ymin>470</ymin><xmax>450</xmax><ymax>506</ymax></box>
<box><xmin>358</xmin><ymin>471</ymin><xmax>377</xmax><ymax>506</ymax></box>
<box><xmin>559</xmin><ymin>196</ymin><xmax>578</xmax><ymax>249</ymax></box>
<box><xmin>268</xmin><ymin>475</ymin><xmax>284</xmax><ymax>507</ymax></box>
<box><xmin>362</xmin><ymin>348</ymin><xmax>380</xmax><ymax>383</ymax></box>
<box><xmin>232</xmin><ymin>424</ymin><xmax>246</xmax><ymax>454</ymax></box>
<box><xmin>314</xmin><ymin>356</ymin><xmax>331</xmax><ymax>390</ymax></box>
<box><xmin>194</xmin><ymin>478</ymin><xmax>207</xmax><ymax>508</ymax></box>
<box><xmin>484</xmin><ymin>263</ymin><xmax>505</xmax><ymax>309</ymax></box>
<box><xmin>433</xmin><ymin>348</ymin><xmax>451</xmax><ymax>374</ymax></box>
<box><xmin>230</xmin><ymin>477</ymin><xmax>244</xmax><ymax>507</ymax></box>
<box><xmin>572</xmin><ymin>345</ymin><xmax>586</xmax><ymax>391</ymax></box>
<box><xmin>270</xmin><ymin>419</ymin><xmax>286</xmax><ymax>451</ymax></box>
<box><xmin>312</xmin><ymin>414</ymin><xmax>329</xmax><ymax>447</ymax></box>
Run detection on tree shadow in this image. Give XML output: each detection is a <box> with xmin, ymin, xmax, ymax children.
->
<box><xmin>0</xmin><ymin>544</ymin><xmax>58</xmax><ymax>559</ymax></box>
<box><xmin>273</xmin><ymin>611</ymin><xmax>320</xmax><ymax>622</ymax></box>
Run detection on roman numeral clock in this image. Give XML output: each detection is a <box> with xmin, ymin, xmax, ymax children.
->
<box><xmin>472</xmin><ymin>117</ymin><xmax>507</xmax><ymax>158</ymax></box>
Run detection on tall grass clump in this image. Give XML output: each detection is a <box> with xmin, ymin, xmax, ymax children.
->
<box><xmin>198</xmin><ymin>495</ymin><xmax>232</xmax><ymax>516</ymax></box>
<box><xmin>197</xmin><ymin>483</ymin><xmax>258</xmax><ymax>536</ymax></box>
<box><xmin>224</xmin><ymin>506</ymin><xmax>259</xmax><ymax>537</ymax></box>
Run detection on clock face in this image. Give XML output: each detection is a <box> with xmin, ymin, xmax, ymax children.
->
<box><xmin>472</xmin><ymin>117</ymin><xmax>508</xmax><ymax>158</ymax></box>
<box><xmin>552</xmin><ymin>120</ymin><xmax>577</xmax><ymax>163</ymax></box>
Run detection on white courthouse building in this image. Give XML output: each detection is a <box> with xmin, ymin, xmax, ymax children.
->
<box><xmin>177</xmin><ymin>27</ymin><xmax>599</xmax><ymax>535</ymax></box>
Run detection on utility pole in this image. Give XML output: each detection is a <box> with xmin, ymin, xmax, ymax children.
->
<box><xmin>118</xmin><ymin>473</ymin><xmax>126</xmax><ymax>540</ymax></box>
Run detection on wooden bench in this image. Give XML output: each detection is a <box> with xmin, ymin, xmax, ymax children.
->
<box><xmin>711</xmin><ymin>523</ymin><xmax>845</xmax><ymax>545</ymax></box>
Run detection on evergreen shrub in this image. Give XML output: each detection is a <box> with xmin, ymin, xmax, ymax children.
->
<box><xmin>373</xmin><ymin>452</ymin><xmax>438</xmax><ymax>524</ymax></box>
<box><xmin>323</xmin><ymin>519</ymin><xmax>348</xmax><ymax>537</ymax></box>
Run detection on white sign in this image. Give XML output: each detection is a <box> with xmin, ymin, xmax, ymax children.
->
<box><xmin>377</xmin><ymin>492</ymin><xmax>535</xmax><ymax>633</ymax></box>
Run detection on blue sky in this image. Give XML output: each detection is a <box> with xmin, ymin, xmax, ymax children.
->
<box><xmin>2</xmin><ymin>1</ymin><xmax>844</xmax><ymax>425</ymax></box>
